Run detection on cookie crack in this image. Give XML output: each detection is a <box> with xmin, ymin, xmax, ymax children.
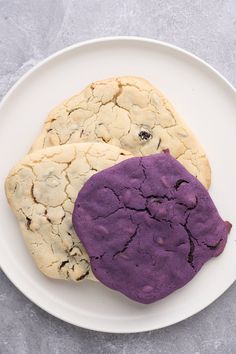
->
<box><xmin>139</xmin><ymin>158</ymin><xmax>147</xmax><ymax>191</ymax></box>
<box><xmin>181</xmin><ymin>223</ymin><xmax>195</xmax><ymax>269</ymax></box>
<box><xmin>104</xmin><ymin>186</ymin><xmax>121</xmax><ymax>202</ymax></box>
<box><xmin>202</xmin><ymin>238</ymin><xmax>223</xmax><ymax>250</ymax></box>
<box><xmin>113</xmin><ymin>224</ymin><xmax>140</xmax><ymax>259</ymax></box>
<box><xmin>76</xmin><ymin>270</ymin><xmax>90</xmax><ymax>281</ymax></box>
<box><xmin>177</xmin><ymin>196</ymin><xmax>198</xmax><ymax>213</ymax></box>
<box><xmin>174</xmin><ymin>179</ymin><xmax>189</xmax><ymax>191</ymax></box>
<box><xmin>94</xmin><ymin>207</ymin><xmax>123</xmax><ymax>220</ymax></box>
<box><xmin>180</xmin><ymin>213</ymin><xmax>199</xmax><ymax>270</ymax></box>
<box><xmin>124</xmin><ymin>204</ymin><xmax>161</xmax><ymax>222</ymax></box>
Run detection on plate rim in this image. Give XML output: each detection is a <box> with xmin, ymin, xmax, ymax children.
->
<box><xmin>0</xmin><ymin>36</ymin><xmax>235</xmax><ymax>333</ymax></box>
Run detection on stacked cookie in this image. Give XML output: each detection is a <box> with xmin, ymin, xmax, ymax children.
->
<box><xmin>6</xmin><ymin>143</ymin><xmax>131</xmax><ymax>281</ymax></box>
<box><xmin>6</xmin><ymin>77</ymin><xmax>227</xmax><ymax>303</ymax></box>
<box><xmin>73</xmin><ymin>151</ymin><xmax>230</xmax><ymax>303</ymax></box>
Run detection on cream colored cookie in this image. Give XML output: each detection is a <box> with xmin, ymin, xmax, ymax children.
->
<box><xmin>5</xmin><ymin>142</ymin><xmax>132</xmax><ymax>281</ymax></box>
<box><xmin>31</xmin><ymin>76</ymin><xmax>211</xmax><ymax>188</ymax></box>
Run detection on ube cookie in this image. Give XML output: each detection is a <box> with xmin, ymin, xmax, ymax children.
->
<box><xmin>5</xmin><ymin>142</ymin><xmax>132</xmax><ymax>281</ymax></box>
<box><xmin>31</xmin><ymin>76</ymin><xmax>211</xmax><ymax>189</ymax></box>
<box><xmin>73</xmin><ymin>151</ymin><xmax>231</xmax><ymax>304</ymax></box>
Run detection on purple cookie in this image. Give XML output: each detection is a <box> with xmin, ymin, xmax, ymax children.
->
<box><xmin>72</xmin><ymin>151</ymin><xmax>231</xmax><ymax>304</ymax></box>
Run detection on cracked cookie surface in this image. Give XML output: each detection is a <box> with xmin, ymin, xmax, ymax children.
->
<box><xmin>73</xmin><ymin>151</ymin><xmax>231</xmax><ymax>304</ymax></box>
<box><xmin>31</xmin><ymin>76</ymin><xmax>211</xmax><ymax>189</ymax></box>
<box><xmin>5</xmin><ymin>142</ymin><xmax>132</xmax><ymax>281</ymax></box>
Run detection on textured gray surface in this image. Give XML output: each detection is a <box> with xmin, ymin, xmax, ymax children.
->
<box><xmin>0</xmin><ymin>0</ymin><xmax>236</xmax><ymax>353</ymax></box>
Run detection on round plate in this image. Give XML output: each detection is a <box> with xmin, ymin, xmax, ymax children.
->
<box><xmin>0</xmin><ymin>37</ymin><xmax>235</xmax><ymax>333</ymax></box>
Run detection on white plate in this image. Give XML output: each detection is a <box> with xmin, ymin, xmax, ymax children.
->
<box><xmin>0</xmin><ymin>37</ymin><xmax>235</xmax><ymax>333</ymax></box>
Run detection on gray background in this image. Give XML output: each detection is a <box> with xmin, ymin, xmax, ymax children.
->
<box><xmin>0</xmin><ymin>0</ymin><xmax>235</xmax><ymax>353</ymax></box>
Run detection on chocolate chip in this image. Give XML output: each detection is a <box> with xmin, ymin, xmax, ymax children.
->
<box><xmin>26</xmin><ymin>217</ymin><xmax>31</xmax><ymax>230</ymax></box>
<box><xmin>138</xmin><ymin>130</ymin><xmax>152</xmax><ymax>141</ymax></box>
